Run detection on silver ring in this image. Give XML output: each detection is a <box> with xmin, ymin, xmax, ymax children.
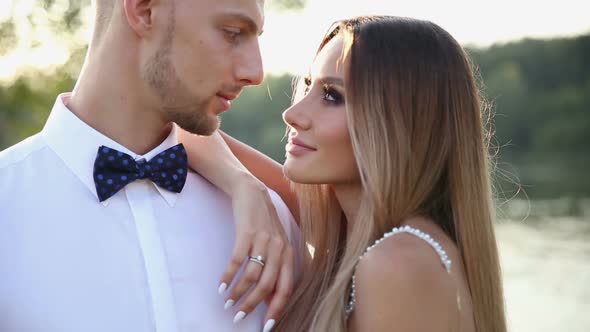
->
<box><xmin>248</xmin><ymin>255</ymin><xmax>265</xmax><ymax>267</ymax></box>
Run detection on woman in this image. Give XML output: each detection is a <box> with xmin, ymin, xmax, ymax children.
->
<box><xmin>180</xmin><ymin>16</ymin><xmax>506</xmax><ymax>332</ymax></box>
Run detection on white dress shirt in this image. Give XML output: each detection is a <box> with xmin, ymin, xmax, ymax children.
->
<box><xmin>0</xmin><ymin>94</ymin><xmax>301</xmax><ymax>332</ymax></box>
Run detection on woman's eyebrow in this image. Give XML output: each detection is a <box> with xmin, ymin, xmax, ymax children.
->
<box><xmin>318</xmin><ymin>76</ymin><xmax>344</xmax><ymax>86</ymax></box>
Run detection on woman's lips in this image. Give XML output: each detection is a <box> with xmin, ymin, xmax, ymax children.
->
<box><xmin>286</xmin><ymin>138</ymin><xmax>316</xmax><ymax>156</ymax></box>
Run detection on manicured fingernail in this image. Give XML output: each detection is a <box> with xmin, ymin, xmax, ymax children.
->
<box><xmin>233</xmin><ymin>311</ymin><xmax>246</xmax><ymax>323</ymax></box>
<box><xmin>224</xmin><ymin>299</ymin><xmax>235</xmax><ymax>310</ymax></box>
<box><xmin>263</xmin><ymin>319</ymin><xmax>276</xmax><ymax>332</ymax></box>
<box><xmin>218</xmin><ymin>282</ymin><xmax>227</xmax><ymax>294</ymax></box>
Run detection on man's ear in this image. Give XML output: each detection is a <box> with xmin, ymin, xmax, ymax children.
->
<box><xmin>123</xmin><ymin>0</ymin><xmax>155</xmax><ymax>37</ymax></box>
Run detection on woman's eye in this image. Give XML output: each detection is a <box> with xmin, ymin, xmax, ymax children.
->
<box><xmin>302</xmin><ymin>77</ymin><xmax>344</xmax><ymax>105</ymax></box>
<box><xmin>323</xmin><ymin>85</ymin><xmax>344</xmax><ymax>105</ymax></box>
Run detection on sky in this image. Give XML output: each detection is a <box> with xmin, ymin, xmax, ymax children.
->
<box><xmin>0</xmin><ymin>0</ymin><xmax>588</xmax><ymax>80</ymax></box>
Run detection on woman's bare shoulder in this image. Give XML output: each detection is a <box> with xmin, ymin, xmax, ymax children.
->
<box><xmin>350</xmin><ymin>222</ymin><xmax>462</xmax><ymax>331</ymax></box>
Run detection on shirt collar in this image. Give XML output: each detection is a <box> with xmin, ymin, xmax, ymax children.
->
<box><xmin>42</xmin><ymin>93</ymin><xmax>181</xmax><ymax>207</ymax></box>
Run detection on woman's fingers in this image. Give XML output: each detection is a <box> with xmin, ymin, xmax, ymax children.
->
<box><xmin>218</xmin><ymin>232</ymin><xmax>253</xmax><ymax>296</ymax></box>
<box><xmin>219</xmin><ymin>182</ymin><xmax>296</xmax><ymax>327</ymax></box>
<box><xmin>263</xmin><ymin>245</ymin><xmax>295</xmax><ymax>330</ymax></box>
<box><xmin>234</xmin><ymin>236</ymin><xmax>284</xmax><ymax>320</ymax></box>
<box><xmin>224</xmin><ymin>232</ymin><xmax>270</xmax><ymax>315</ymax></box>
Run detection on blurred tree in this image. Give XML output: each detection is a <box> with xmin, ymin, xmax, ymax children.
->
<box><xmin>221</xmin><ymin>75</ymin><xmax>295</xmax><ymax>162</ymax></box>
<box><xmin>0</xmin><ymin>20</ymin><xmax>17</xmax><ymax>56</ymax></box>
<box><xmin>269</xmin><ymin>0</ymin><xmax>307</xmax><ymax>11</ymax></box>
<box><xmin>469</xmin><ymin>34</ymin><xmax>590</xmax><ymax>198</ymax></box>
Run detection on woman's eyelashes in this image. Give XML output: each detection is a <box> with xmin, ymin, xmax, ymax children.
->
<box><xmin>304</xmin><ymin>76</ymin><xmax>312</xmax><ymax>94</ymax></box>
<box><xmin>322</xmin><ymin>84</ymin><xmax>344</xmax><ymax>105</ymax></box>
<box><xmin>303</xmin><ymin>76</ymin><xmax>345</xmax><ymax>106</ymax></box>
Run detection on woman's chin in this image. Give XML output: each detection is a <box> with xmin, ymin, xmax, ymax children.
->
<box><xmin>283</xmin><ymin>167</ymin><xmax>329</xmax><ymax>185</ymax></box>
<box><xmin>284</xmin><ymin>164</ymin><xmax>314</xmax><ymax>184</ymax></box>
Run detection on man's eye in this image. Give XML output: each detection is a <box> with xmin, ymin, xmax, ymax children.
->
<box><xmin>224</xmin><ymin>28</ymin><xmax>242</xmax><ymax>41</ymax></box>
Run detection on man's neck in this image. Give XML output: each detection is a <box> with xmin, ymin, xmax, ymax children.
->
<box><xmin>67</xmin><ymin>50</ymin><xmax>172</xmax><ymax>155</ymax></box>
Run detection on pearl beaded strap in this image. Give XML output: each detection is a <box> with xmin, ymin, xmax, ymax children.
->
<box><xmin>345</xmin><ymin>225</ymin><xmax>452</xmax><ymax>317</ymax></box>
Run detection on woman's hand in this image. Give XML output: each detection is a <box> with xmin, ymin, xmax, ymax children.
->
<box><xmin>177</xmin><ymin>127</ymin><xmax>295</xmax><ymax>327</ymax></box>
<box><xmin>220</xmin><ymin>176</ymin><xmax>295</xmax><ymax>328</ymax></box>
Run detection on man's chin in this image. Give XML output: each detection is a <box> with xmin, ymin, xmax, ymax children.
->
<box><xmin>207</xmin><ymin>115</ymin><xmax>222</xmax><ymax>135</ymax></box>
<box><xmin>174</xmin><ymin>114</ymin><xmax>219</xmax><ymax>136</ymax></box>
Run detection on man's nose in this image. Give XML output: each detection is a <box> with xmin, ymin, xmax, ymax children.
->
<box><xmin>235</xmin><ymin>41</ymin><xmax>264</xmax><ymax>86</ymax></box>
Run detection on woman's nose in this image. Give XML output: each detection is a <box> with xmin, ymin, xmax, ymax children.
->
<box><xmin>283</xmin><ymin>100</ymin><xmax>311</xmax><ymax>130</ymax></box>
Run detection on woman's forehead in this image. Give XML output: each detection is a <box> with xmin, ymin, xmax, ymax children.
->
<box><xmin>311</xmin><ymin>35</ymin><xmax>346</xmax><ymax>79</ymax></box>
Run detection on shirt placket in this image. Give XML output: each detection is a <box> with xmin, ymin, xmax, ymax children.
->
<box><xmin>125</xmin><ymin>181</ymin><xmax>178</xmax><ymax>332</ymax></box>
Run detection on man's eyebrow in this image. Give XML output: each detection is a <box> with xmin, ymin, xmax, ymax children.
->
<box><xmin>220</xmin><ymin>13</ymin><xmax>264</xmax><ymax>36</ymax></box>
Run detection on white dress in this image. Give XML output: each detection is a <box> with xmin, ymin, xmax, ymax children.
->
<box><xmin>345</xmin><ymin>225</ymin><xmax>455</xmax><ymax>317</ymax></box>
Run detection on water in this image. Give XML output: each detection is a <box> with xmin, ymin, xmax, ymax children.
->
<box><xmin>498</xmin><ymin>217</ymin><xmax>590</xmax><ymax>331</ymax></box>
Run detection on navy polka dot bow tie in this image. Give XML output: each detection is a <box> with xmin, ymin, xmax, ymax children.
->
<box><xmin>93</xmin><ymin>144</ymin><xmax>188</xmax><ymax>202</ymax></box>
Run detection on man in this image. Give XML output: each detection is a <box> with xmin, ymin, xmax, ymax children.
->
<box><xmin>0</xmin><ymin>1</ymin><xmax>298</xmax><ymax>331</ymax></box>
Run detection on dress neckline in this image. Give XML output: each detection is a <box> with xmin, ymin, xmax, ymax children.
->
<box><xmin>345</xmin><ymin>224</ymin><xmax>452</xmax><ymax>317</ymax></box>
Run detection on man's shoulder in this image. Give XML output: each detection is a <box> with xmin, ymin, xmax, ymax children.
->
<box><xmin>266</xmin><ymin>187</ymin><xmax>303</xmax><ymax>276</ymax></box>
<box><xmin>266</xmin><ymin>187</ymin><xmax>301</xmax><ymax>241</ymax></box>
<box><xmin>266</xmin><ymin>188</ymin><xmax>292</xmax><ymax>223</ymax></box>
<box><xmin>0</xmin><ymin>133</ymin><xmax>47</xmax><ymax>170</ymax></box>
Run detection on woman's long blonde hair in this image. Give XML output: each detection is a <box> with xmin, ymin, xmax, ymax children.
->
<box><xmin>276</xmin><ymin>16</ymin><xmax>506</xmax><ymax>332</ymax></box>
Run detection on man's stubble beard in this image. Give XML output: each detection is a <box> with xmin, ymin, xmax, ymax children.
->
<box><xmin>142</xmin><ymin>15</ymin><xmax>220</xmax><ymax>136</ymax></box>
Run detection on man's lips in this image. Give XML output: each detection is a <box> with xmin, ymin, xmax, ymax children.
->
<box><xmin>217</xmin><ymin>92</ymin><xmax>238</xmax><ymax>101</ymax></box>
<box><xmin>215</xmin><ymin>92</ymin><xmax>239</xmax><ymax>112</ymax></box>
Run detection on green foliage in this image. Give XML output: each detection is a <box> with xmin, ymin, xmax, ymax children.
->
<box><xmin>0</xmin><ymin>71</ymin><xmax>75</xmax><ymax>148</ymax></box>
<box><xmin>466</xmin><ymin>35</ymin><xmax>590</xmax><ymax>198</ymax></box>
<box><xmin>39</xmin><ymin>0</ymin><xmax>90</xmax><ymax>34</ymax></box>
<box><xmin>269</xmin><ymin>0</ymin><xmax>308</xmax><ymax>11</ymax></box>
<box><xmin>221</xmin><ymin>75</ymin><xmax>295</xmax><ymax>163</ymax></box>
<box><xmin>0</xmin><ymin>20</ymin><xmax>17</xmax><ymax>56</ymax></box>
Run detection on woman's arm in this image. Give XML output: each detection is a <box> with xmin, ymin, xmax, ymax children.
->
<box><xmin>177</xmin><ymin>128</ymin><xmax>256</xmax><ymax>195</ymax></box>
<box><xmin>219</xmin><ymin>131</ymin><xmax>298</xmax><ymax>221</ymax></box>
<box><xmin>177</xmin><ymin>127</ymin><xmax>298</xmax><ymax>326</ymax></box>
<box><xmin>176</xmin><ymin>127</ymin><xmax>298</xmax><ymax>219</ymax></box>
